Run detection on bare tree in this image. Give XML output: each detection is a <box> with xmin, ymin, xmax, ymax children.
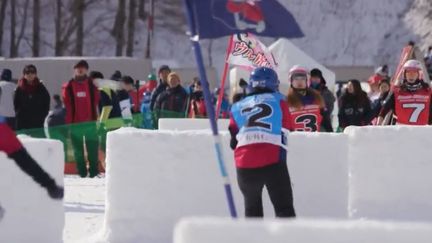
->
<box><xmin>33</xmin><ymin>0</ymin><xmax>40</xmax><ymax>56</ymax></box>
<box><xmin>75</xmin><ymin>0</ymin><xmax>85</xmax><ymax>56</ymax></box>
<box><xmin>126</xmin><ymin>0</ymin><xmax>137</xmax><ymax>57</ymax></box>
<box><xmin>138</xmin><ymin>0</ymin><xmax>146</xmax><ymax>20</ymax></box>
<box><xmin>9</xmin><ymin>0</ymin><xmax>15</xmax><ymax>57</ymax></box>
<box><xmin>55</xmin><ymin>1</ymin><xmax>79</xmax><ymax>56</ymax></box>
<box><xmin>9</xmin><ymin>0</ymin><xmax>29</xmax><ymax>57</ymax></box>
<box><xmin>145</xmin><ymin>0</ymin><xmax>154</xmax><ymax>58</ymax></box>
<box><xmin>111</xmin><ymin>0</ymin><xmax>126</xmax><ymax>56</ymax></box>
<box><xmin>0</xmin><ymin>0</ymin><xmax>8</xmax><ymax>56</ymax></box>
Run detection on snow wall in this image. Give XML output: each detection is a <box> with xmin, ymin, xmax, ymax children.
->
<box><xmin>174</xmin><ymin>218</ymin><xmax>432</xmax><ymax>243</ymax></box>
<box><xmin>0</xmin><ymin>136</ymin><xmax>64</xmax><ymax>243</ymax></box>
<box><xmin>102</xmin><ymin>125</ymin><xmax>432</xmax><ymax>243</ymax></box>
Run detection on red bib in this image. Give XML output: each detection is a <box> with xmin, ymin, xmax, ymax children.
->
<box><xmin>289</xmin><ymin>104</ymin><xmax>322</xmax><ymax>132</ymax></box>
<box><xmin>394</xmin><ymin>87</ymin><xmax>431</xmax><ymax>125</ymax></box>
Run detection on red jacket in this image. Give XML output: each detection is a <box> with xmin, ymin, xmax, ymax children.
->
<box><xmin>62</xmin><ymin>78</ymin><xmax>100</xmax><ymax>124</ymax></box>
<box><xmin>0</xmin><ymin>122</ymin><xmax>22</xmax><ymax>155</ymax></box>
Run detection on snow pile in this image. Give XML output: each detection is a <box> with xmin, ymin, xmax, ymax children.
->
<box><xmin>287</xmin><ymin>133</ymin><xmax>348</xmax><ymax>218</ymax></box>
<box><xmin>346</xmin><ymin>126</ymin><xmax>432</xmax><ymax>221</ymax></box>
<box><xmin>0</xmin><ymin>136</ymin><xmax>64</xmax><ymax>243</ymax></box>
<box><xmin>174</xmin><ymin>218</ymin><xmax>432</xmax><ymax>243</ymax></box>
<box><xmin>158</xmin><ymin>118</ymin><xmax>230</xmax><ymax>131</ymax></box>
<box><xmin>102</xmin><ymin>128</ymin><xmax>349</xmax><ymax>242</ymax></box>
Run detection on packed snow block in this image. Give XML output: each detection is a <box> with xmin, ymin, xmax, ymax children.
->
<box><xmin>346</xmin><ymin>126</ymin><xmax>432</xmax><ymax>221</ymax></box>
<box><xmin>173</xmin><ymin>217</ymin><xmax>432</xmax><ymax>243</ymax></box>
<box><xmin>0</xmin><ymin>136</ymin><xmax>64</xmax><ymax>243</ymax></box>
<box><xmin>158</xmin><ymin>118</ymin><xmax>230</xmax><ymax>131</ymax></box>
<box><xmin>287</xmin><ymin>133</ymin><xmax>348</xmax><ymax>218</ymax></box>
<box><xmin>103</xmin><ymin>128</ymin><xmax>348</xmax><ymax>243</ymax></box>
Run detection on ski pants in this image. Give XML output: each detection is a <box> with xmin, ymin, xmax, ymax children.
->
<box><xmin>236</xmin><ymin>161</ymin><xmax>296</xmax><ymax>218</ymax></box>
<box><xmin>70</xmin><ymin>124</ymin><xmax>99</xmax><ymax>177</ymax></box>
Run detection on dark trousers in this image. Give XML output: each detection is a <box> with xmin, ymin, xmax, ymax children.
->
<box><xmin>5</xmin><ymin>117</ymin><xmax>15</xmax><ymax>130</ymax></box>
<box><xmin>237</xmin><ymin>161</ymin><xmax>296</xmax><ymax>218</ymax></box>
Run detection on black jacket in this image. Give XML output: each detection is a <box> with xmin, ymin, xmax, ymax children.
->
<box><xmin>99</xmin><ymin>88</ymin><xmax>121</xmax><ymax>118</ymax></box>
<box><xmin>14</xmin><ymin>81</ymin><xmax>50</xmax><ymax>130</ymax></box>
<box><xmin>154</xmin><ymin>85</ymin><xmax>188</xmax><ymax>117</ymax></box>
<box><xmin>338</xmin><ymin>92</ymin><xmax>371</xmax><ymax>128</ymax></box>
<box><xmin>46</xmin><ymin>104</ymin><xmax>66</xmax><ymax>127</ymax></box>
<box><xmin>150</xmin><ymin>80</ymin><xmax>168</xmax><ymax>111</ymax></box>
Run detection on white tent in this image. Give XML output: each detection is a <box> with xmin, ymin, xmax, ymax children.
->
<box><xmin>269</xmin><ymin>38</ymin><xmax>336</xmax><ymax>94</ymax></box>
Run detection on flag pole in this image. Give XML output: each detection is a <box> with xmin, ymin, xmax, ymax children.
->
<box><xmin>183</xmin><ymin>0</ymin><xmax>237</xmax><ymax>218</ymax></box>
<box><xmin>215</xmin><ymin>35</ymin><xmax>234</xmax><ymax>119</ymax></box>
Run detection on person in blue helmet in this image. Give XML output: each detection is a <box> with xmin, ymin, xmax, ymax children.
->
<box><xmin>228</xmin><ymin>67</ymin><xmax>296</xmax><ymax>218</ymax></box>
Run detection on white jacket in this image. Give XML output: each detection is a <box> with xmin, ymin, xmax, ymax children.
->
<box><xmin>0</xmin><ymin>81</ymin><xmax>17</xmax><ymax>117</ymax></box>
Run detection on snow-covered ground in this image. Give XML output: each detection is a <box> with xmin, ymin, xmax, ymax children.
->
<box><xmin>64</xmin><ymin>176</ymin><xmax>105</xmax><ymax>243</ymax></box>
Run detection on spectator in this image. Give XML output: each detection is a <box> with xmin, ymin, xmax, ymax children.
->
<box><xmin>367</xmin><ymin>66</ymin><xmax>388</xmax><ymax>102</ymax></box>
<box><xmin>188</xmin><ymin>80</ymin><xmax>206</xmax><ymax>118</ymax></box>
<box><xmin>90</xmin><ymin>71</ymin><xmax>121</xmax><ymax>119</ymax></box>
<box><xmin>369</xmin><ymin>79</ymin><xmax>390</xmax><ymax>125</ymax></box>
<box><xmin>62</xmin><ymin>60</ymin><xmax>100</xmax><ymax>178</ymax></box>
<box><xmin>338</xmin><ymin>79</ymin><xmax>371</xmax><ymax>130</ymax></box>
<box><xmin>117</xmin><ymin>75</ymin><xmax>134</xmax><ymax>122</ymax></box>
<box><xmin>0</xmin><ymin>69</ymin><xmax>16</xmax><ymax>129</ymax></box>
<box><xmin>14</xmin><ymin>65</ymin><xmax>50</xmax><ymax>132</ymax></box>
<box><xmin>138</xmin><ymin>73</ymin><xmax>158</xmax><ymax>104</ymax></box>
<box><xmin>45</xmin><ymin>94</ymin><xmax>66</xmax><ymax>127</ymax></box>
<box><xmin>287</xmin><ymin>66</ymin><xmax>333</xmax><ymax>132</ymax></box>
<box><xmin>154</xmin><ymin>72</ymin><xmax>188</xmax><ymax>118</ymax></box>
<box><xmin>110</xmin><ymin>70</ymin><xmax>122</xmax><ymax>81</ymax></box>
<box><xmin>150</xmin><ymin>65</ymin><xmax>171</xmax><ymax>110</ymax></box>
<box><xmin>310</xmin><ymin>68</ymin><xmax>336</xmax><ymax>126</ymax></box>
<box><xmin>214</xmin><ymin>87</ymin><xmax>230</xmax><ymax>118</ymax></box>
<box><xmin>140</xmin><ymin>91</ymin><xmax>154</xmax><ymax>129</ymax></box>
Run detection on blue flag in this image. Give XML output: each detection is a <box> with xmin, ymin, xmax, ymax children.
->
<box><xmin>186</xmin><ymin>0</ymin><xmax>304</xmax><ymax>39</ymax></box>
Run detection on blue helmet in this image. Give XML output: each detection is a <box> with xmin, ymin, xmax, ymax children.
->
<box><xmin>248</xmin><ymin>67</ymin><xmax>279</xmax><ymax>93</ymax></box>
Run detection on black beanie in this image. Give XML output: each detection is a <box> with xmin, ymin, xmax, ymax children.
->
<box><xmin>74</xmin><ymin>60</ymin><xmax>89</xmax><ymax>69</ymax></box>
<box><xmin>310</xmin><ymin>68</ymin><xmax>326</xmax><ymax>84</ymax></box>
<box><xmin>121</xmin><ymin>75</ymin><xmax>134</xmax><ymax>85</ymax></box>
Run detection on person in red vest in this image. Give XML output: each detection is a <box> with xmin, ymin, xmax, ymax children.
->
<box><xmin>378</xmin><ymin>59</ymin><xmax>432</xmax><ymax>125</ymax></box>
<box><xmin>138</xmin><ymin>74</ymin><xmax>158</xmax><ymax>104</ymax></box>
<box><xmin>62</xmin><ymin>60</ymin><xmax>100</xmax><ymax>178</ymax></box>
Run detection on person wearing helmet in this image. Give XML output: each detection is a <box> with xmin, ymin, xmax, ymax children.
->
<box><xmin>229</xmin><ymin>67</ymin><xmax>295</xmax><ymax>218</ymax></box>
<box><xmin>378</xmin><ymin>59</ymin><xmax>432</xmax><ymax>125</ymax></box>
<box><xmin>287</xmin><ymin>66</ymin><xmax>333</xmax><ymax>132</ymax></box>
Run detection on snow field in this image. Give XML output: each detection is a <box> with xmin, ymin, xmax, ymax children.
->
<box><xmin>0</xmin><ymin>136</ymin><xmax>64</xmax><ymax>243</ymax></box>
<box><xmin>346</xmin><ymin>126</ymin><xmax>432</xmax><ymax>221</ymax></box>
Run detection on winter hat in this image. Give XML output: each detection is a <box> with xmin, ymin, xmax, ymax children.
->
<box><xmin>74</xmin><ymin>60</ymin><xmax>89</xmax><ymax>69</ymax></box>
<box><xmin>89</xmin><ymin>71</ymin><xmax>104</xmax><ymax>79</ymax></box>
<box><xmin>310</xmin><ymin>68</ymin><xmax>327</xmax><ymax>84</ymax></box>
<box><xmin>147</xmin><ymin>73</ymin><xmax>157</xmax><ymax>81</ymax></box>
<box><xmin>111</xmin><ymin>70</ymin><xmax>122</xmax><ymax>81</ymax></box>
<box><xmin>158</xmin><ymin>65</ymin><xmax>171</xmax><ymax>74</ymax></box>
<box><xmin>121</xmin><ymin>75</ymin><xmax>134</xmax><ymax>85</ymax></box>
<box><xmin>23</xmin><ymin>65</ymin><xmax>37</xmax><ymax>74</ymax></box>
<box><xmin>1</xmin><ymin>69</ymin><xmax>12</xmax><ymax>81</ymax></box>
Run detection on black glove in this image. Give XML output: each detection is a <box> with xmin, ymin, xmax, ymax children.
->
<box><xmin>47</xmin><ymin>185</ymin><xmax>64</xmax><ymax>200</ymax></box>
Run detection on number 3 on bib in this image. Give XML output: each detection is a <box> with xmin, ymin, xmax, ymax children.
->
<box><xmin>402</xmin><ymin>103</ymin><xmax>425</xmax><ymax>123</ymax></box>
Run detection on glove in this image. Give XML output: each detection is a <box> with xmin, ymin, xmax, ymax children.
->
<box><xmin>47</xmin><ymin>184</ymin><xmax>64</xmax><ymax>200</ymax></box>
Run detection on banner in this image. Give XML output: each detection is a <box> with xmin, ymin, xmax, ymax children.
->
<box><xmin>187</xmin><ymin>0</ymin><xmax>304</xmax><ymax>39</ymax></box>
<box><xmin>227</xmin><ymin>33</ymin><xmax>276</xmax><ymax>70</ymax></box>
